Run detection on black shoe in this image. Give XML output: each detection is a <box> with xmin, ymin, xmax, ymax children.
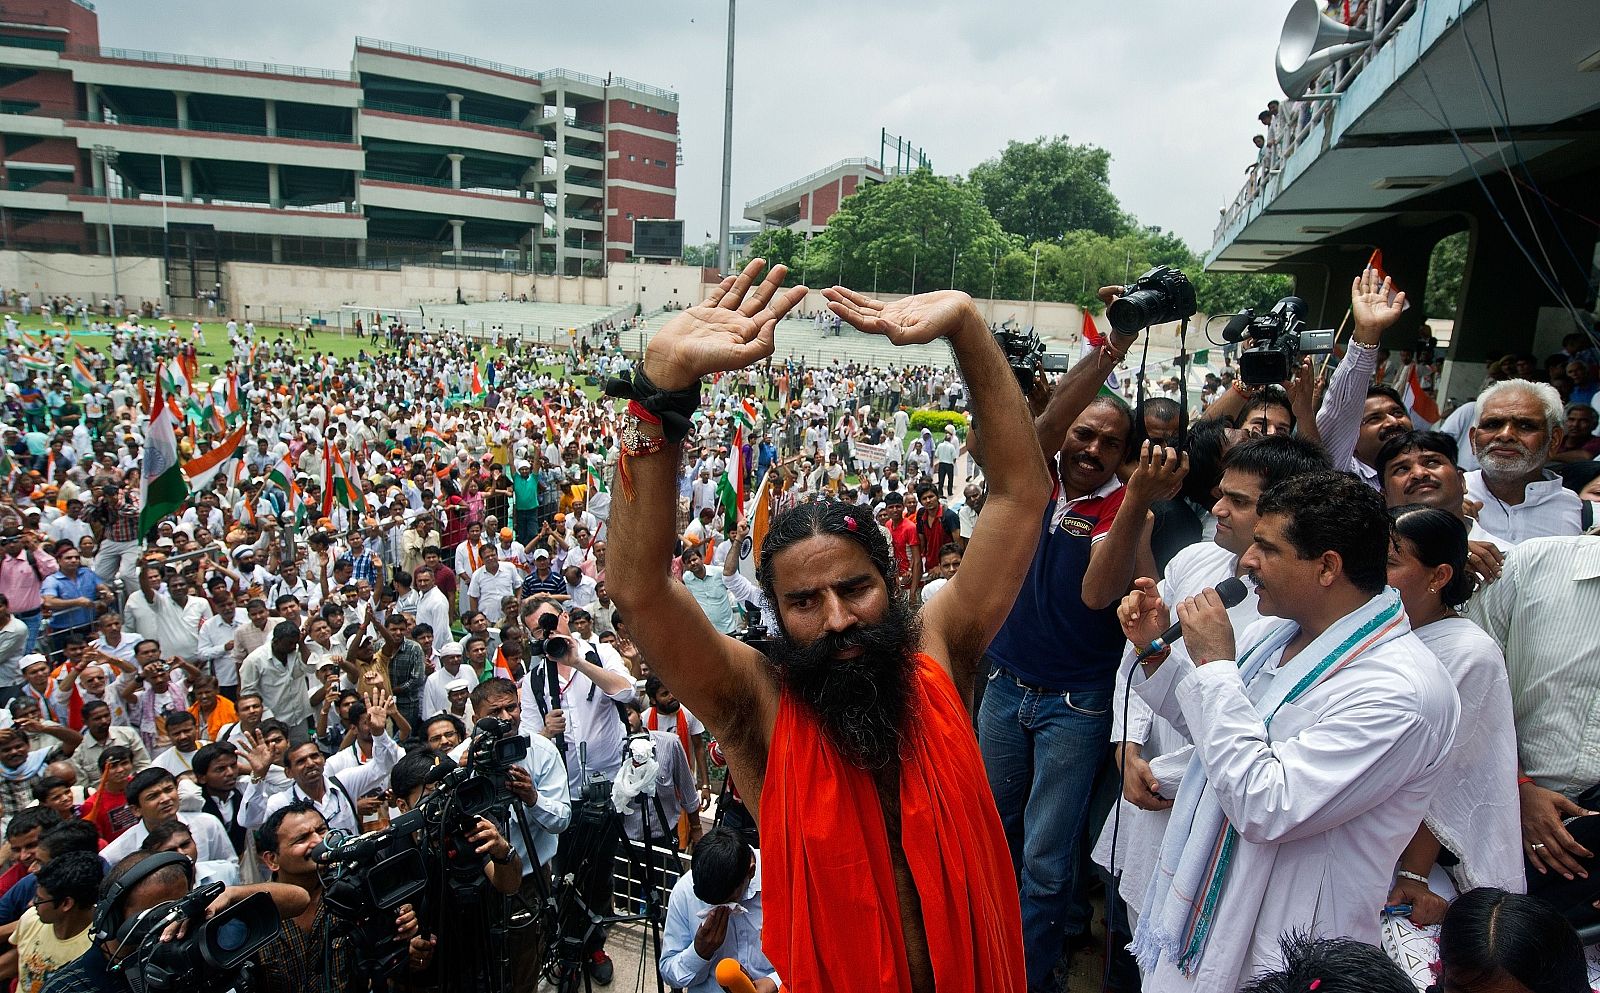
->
<box><xmin>588</xmin><ymin>949</ymin><xmax>614</xmax><ymax>986</ymax></box>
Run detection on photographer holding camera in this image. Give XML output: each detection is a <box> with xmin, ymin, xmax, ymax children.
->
<box><xmin>451</xmin><ymin>677</ymin><xmax>572</xmax><ymax>992</ymax></box>
<box><xmin>42</xmin><ymin>850</ymin><xmax>308</xmax><ymax>993</ymax></box>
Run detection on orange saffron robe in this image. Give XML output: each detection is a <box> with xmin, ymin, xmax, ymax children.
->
<box><xmin>762</xmin><ymin>653</ymin><xmax>1025</xmax><ymax>992</ymax></box>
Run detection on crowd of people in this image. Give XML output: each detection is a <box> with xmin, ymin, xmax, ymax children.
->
<box><xmin>0</xmin><ymin>254</ymin><xmax>1594</xmax><ymax>993</ymax></box>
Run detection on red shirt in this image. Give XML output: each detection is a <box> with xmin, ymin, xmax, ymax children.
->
<box><xmin>888</xmin><ymin>517</ymin><xmax>919</xmax><ymax>575</ymax></box>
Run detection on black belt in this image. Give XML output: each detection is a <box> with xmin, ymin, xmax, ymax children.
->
<box><xmin>11</xmin><ymin>608</ymin><xmax>40</xmax><ymax>618</ymax></box>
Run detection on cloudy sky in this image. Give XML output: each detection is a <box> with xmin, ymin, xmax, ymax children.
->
<box><xmin>99</xmin><ymin>0</ymin><xmax>1289</xmax><ymax>253</ymax></box>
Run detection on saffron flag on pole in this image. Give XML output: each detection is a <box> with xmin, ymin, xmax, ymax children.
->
<box><xmin>138</xmin><ymin>377</ymin><xmax>189</xmax><ymax>538</ymax></box>
<box><xmin>182</xmin><ymin>424</ymin><xmax>248</xmax><ymax>492</ymax></box>
<box><xmin>737</xmin><ymin>466</ymin><xmax>776</xmax><ymax>584</ymax></box>
<box><xmin>1401</xmin><ymin>365</ymin><xmax>1440</xmax><ymax>428</ymax></box>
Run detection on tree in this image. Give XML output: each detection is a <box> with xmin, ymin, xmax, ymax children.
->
<box><xmin>802</xmin><ymin>169</ymin><xmax>1017</xmax><ymax>296</ymax></box>
<box><xmin>681</xmin><ymin>241</ymin><xmax>718</xmax><ymax>266</ymax></box>
<box><xmin>1425</xmin><ymin>230</ymin><xmax>1468</xmax><ymax>320</ymax></box>
<box><xmin>969</xmin><ymin>136</ymin><xmax>1126</xmax><ymax>244</ymax></box>
<box><xmin>1191</xmin><ymin>270</ymin><xmax>1296</xmax><ymax>319</ymax></box>
<box><xmin>742</xmin><ymin>228</ymin><xmax>808</xmax><ymax>284</ymax></box>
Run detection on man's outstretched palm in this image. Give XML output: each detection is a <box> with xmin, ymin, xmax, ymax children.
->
<box><xmin>823</xmin><ymin>287</ymin><xmax>976</xmax><ymax>345</ymax></box>
<box><xmin>643</xmin><ymin>259</ymin><xmax>808</xmax><ymax>391</ymax></box>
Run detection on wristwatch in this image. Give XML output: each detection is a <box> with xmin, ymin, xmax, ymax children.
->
<box><xmin>489</xmin><ymin>848</ymin><xmax>519</xmax><ymax>865</ymax></box>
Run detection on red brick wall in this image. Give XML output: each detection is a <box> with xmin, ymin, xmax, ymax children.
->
<box><xmin>605</xmin><ymin>186</ymin><xmax>675</xmax><ymax>244</ymax></box>
<box><xmin>809</xmin><ymin>179</ymin><xmax>842</xmax><ymax>225</ymax></box>
<box><xmin>588</xmin><ymin>98</ymin><xmax>676</xmax><ymax>136</ymax></box>
<box><xmin>2</xmin><ymin>3</ymin><xmax>99</xmax><ymax>47</ymax></box>
<box><xmin>606</xmin><ymin>130</ymin><xmax>676</xmax><ymax>188</ymax></box>
<box><xmin>0</xmin><ymin>69</ymin><xmax>80</xmax><ymax>116</ymax></box>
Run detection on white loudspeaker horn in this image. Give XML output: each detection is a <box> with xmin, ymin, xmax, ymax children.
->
<box><xmin>1276</xmin><ymin>0</ymin><xmax>1374</xmax><ymax>99</ymax></box>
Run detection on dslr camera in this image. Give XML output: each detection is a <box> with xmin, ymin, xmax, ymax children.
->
<box><xmin>528</xmin><ymin>610</ymin><xmax>569</xmax><ymax>663</ymax></box>
<box><xmin>1107</xmin><ymin>265</ymin><xmax>1198</xmax><ymax>334</ymax></box>
<box><xmin>993</xmin><ymin>323</ymin><xmax>1071</xmax><ymax>394</ymax></box>
<box><xmin>1223</xmin><ymin>296</ymin><xmax>1337</xmax><ymax>387</ymax></box>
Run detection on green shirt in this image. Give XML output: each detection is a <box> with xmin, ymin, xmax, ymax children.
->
<box><xmin>511</xmin><ymin>471</ymin><xmax>539</xmax><ymax>511</ymax></box>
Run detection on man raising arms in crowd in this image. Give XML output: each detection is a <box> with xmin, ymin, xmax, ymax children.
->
<box><xmin>609</xmin><ymin>259</ymin><xmax>1048</xmax><ymax>992</ymax></box>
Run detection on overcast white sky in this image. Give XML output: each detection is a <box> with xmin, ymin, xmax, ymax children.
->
<box><xmin>100</xmin><ymin>1</ymin><xmax>1289</xmax><ymax>253</ymax></box>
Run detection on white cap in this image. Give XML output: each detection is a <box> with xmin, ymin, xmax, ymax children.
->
<box><xmin>446</xmin><ymin>678</ymin><xmax>471</xmax><ymax>693</ymax></box>
<box><xmin>439</xmin><ymin>641</ymin><xmax>464</xmax><ymax>657</ymax></box>
<box><xmin>19</xmin><ymin>653</ymin><xmax>47</xmax><ymax>670</ymax></box>
<box><xmin>532</xmin><ymin>548</ymin><xmax>550</xmax><ymax>560</ymax></box>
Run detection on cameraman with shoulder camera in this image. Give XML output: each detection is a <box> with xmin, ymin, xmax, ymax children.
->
<box><xmin>453</xmin><ymin>677</ymin><xmax>571</xmax><ymax>992</ymax></box>
<box><xmin>42</xmin><ymin>850</ymin><xmax>309</xmax><ymax>993</ymax></box>
<box><xmin>251</xmin><ymin>802</ymin><xmax>422</xmax><ymax>993</ymax></box>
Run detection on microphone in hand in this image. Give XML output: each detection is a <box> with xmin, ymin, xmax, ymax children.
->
<box><xmin>715</xmin><ymin>959</ymin><xmax>759</xmax><ymax>993</ymax></box>
<box><xmin>1136</xmin><ymin>577</ymin><xmax>1248</xmax><ymax>661</ymax></box>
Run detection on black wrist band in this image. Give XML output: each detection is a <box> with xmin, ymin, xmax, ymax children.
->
<box><xmin>604</xmin><ymin>368</ymin><xmax>702</xmax><ymax>444</ymax></box>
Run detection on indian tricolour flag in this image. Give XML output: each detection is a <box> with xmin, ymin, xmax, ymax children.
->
<box><xmin>321</xmin><ymin>440</ymin><xmax>362</xmax><ymax>517</ymax></box>
<box><xmin>138</xmin><ymin>377</ymin><xmax>189</xmax><ymax>538</ymax></box>
<box><xmin>420</xmin><ymin>427</ymin><xmax>447</xmax><ymax>449</ymax></box>
<box><xmin>1402</xmin><ymin>364</ymin><xmax>1439</xmax><ymax>428</ymax></box>
<box><xmin>586</xmin><ymin>462</ymin><xmax>611</xmax><ymax>524</ymax></box>
<box><xmin>737</xmin><ymin>466</ymin><xmax>777</xmax><ymax>584</ymax></box>
<box><xmin>182</xmin><ymin>424</ymin><xmax>247</xmax><ymax>492</ymax></box>
<box><xmin>715</xmin><ymin>426</ymin><xmax>746</xmax><ymax>531</ymax></box>
<box><xmin>69</xmin><ymin>353</ymin><xmax>98</xmax><ymax>392</ymax></box>
<box><xmin>17</xmin><ymin>353</ymin><xmax>51</xmax><ymax>373</ymax></box>
<box><xmin>265</xmin><ymin>452</ymin><xmax>295</xmax><ymax>494</ymax></box>
<box><xmin>735</xmin><ymin>398</ymin><xmax>760</xmax><ymax>431</ymax></box>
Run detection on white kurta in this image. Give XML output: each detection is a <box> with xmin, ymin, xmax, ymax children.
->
<box><xmin>1092</xmin><ymin>542</ymin><xmax>1262</xmax><ymax>921</ymax></box>
<box><xmin>1411</xmin><ymin>617</ymin><xmax>1524</xmax><ymax>892</ymax></box>
<box><xmin>1133</xmin><ymin>614</ymin><xmax>1459</xmax><ymax>993</ymax></box>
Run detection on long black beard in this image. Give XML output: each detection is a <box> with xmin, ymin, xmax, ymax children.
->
<box><xmin>766</xmin><ymin>593</ymin><xmax>920</xmax><ymax>771</ymax></box>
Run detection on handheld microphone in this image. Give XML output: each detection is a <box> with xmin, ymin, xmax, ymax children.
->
<box><xmin>715</xmin><ymin>958</ymin><xmax>759</xmax><ymax>993</ymax></box>
<box><xmin>1135</xmin><ymin>577</ymin><xmax>1249</xmax><ymax>661</ymax></box>
<box><xmin>1221</xmin><ymin>309</ymin><xmax>1256</xmax><ymax>343</ymax></box>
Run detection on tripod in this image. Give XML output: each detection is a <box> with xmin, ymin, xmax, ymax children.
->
<box><xmin>543</xmin><ymin>783</ymin><xmax>669</xmax><ymax>993</ymax></box>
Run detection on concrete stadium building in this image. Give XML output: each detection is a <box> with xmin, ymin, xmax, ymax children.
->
<box><xmin>0</xmin><ymin>0</ymin><xmax>680</xmax><ymax>289</ymax></box>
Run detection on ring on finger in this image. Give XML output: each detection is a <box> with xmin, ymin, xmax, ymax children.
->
<box><xmin>1530</xmin><ymin>842</ymin><xmax>1548</xmax><ymax>850</ymax></box>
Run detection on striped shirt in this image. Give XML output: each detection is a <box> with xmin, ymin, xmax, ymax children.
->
<box><xmin>1467</xmin><ymin>535</ymin><xmax>1600</xmax><ymax>797</ymax></box>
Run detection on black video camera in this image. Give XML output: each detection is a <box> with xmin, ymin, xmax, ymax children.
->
<box><xmin>994</xmin><ymin>325</ymin><xmax>1046</xmax><ymax>393</ymax></box>
<box><xmin>1107</xmin><ymin>265</ymin><xmax>1197</xmax><ymax>334</ymax></box>
<box><xmin>1222</xmin><ymin>296</ymin><xmax>1337</xmax><ymax>387</ymax></box>
<box><xmin>115</xmin><ymin>880</ymin><xmax>281</xmax><ymax>993</ymax></box>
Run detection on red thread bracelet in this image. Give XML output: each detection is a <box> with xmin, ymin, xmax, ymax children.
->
<box><xmin>627</xmin><ymin>399</ymin><xmax>661</xmax><ymax>425</ymax></box>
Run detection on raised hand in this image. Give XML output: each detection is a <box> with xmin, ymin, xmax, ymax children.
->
<box><xmin>822</xmin><ymin>288</ymin><xmax>979</xmax><ymax>347</ymax></box>
<box><xmin>1126</xmin><ymin>441</ymin><xmax>1189</xmax><ymax>506</ymax></box>
<box><xmin>1350</xmin><ymin>267</ymin><xmax>1407</xmax><ymax>338</ymax></box>
<box><xmin>243</xmin><ymin>729</ymin><xmax>274</xmax><ymax>780</ymax></box>
<box><xmin>641</xmin><ymin>259</ymin><xmax>808</xmax><ymax>392</ymax></box>
<box><xmin>1118</xmin><ymin>577</ymin><xmax>1170</xmax><ymax>650</ymax></box>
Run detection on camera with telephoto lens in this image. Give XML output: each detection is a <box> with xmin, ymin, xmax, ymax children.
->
<box><xmin>1107</xmin><ymin>265</ymin><xmax>1198</xmax><ymax>334</ymax></box>
<box><xmin>113</xmin><ymin>879</ymin><xmax>280</xmax><ymax>993</ymax></box>
<box><xmin>1225</xmin><ymin>296</ymin><xmax>1338</xmax><ymax>387</ymax></box>
<box><xmin>528</xmin><ymin>610</ymin><xmax>569</xmax><ymax>663</ymax></box>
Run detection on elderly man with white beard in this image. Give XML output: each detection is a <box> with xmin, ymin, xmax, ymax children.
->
<box><xmin>1465</xmin><ymin>380</ymin><xmax>1583</xmax><ymax>544</ymax></box>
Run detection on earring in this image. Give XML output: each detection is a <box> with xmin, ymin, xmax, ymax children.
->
<box><xmin>1427</xmin><ymin>586</ymin><xmax>1436</xmax><ymax>593</ymax></box>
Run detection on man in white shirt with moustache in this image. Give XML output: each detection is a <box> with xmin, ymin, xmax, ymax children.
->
<box><xmin>1465</xmin><ymin>380</ymin><xmax>1583</xmax><ymax>544</ymax></box>
<box><xmin>1092</xmin><ymin>435</ymin><xmax>1331</xmax><ymax>928</ymax></box>
<box><xmin>421</xmin><ymin>641</ymin><xmax>471</xmax><ymax>720</ymax></box>
<box><xmin>196</xmin><ymin>581</ymin><xmax>245</xmax><ymax>696</ymax></box>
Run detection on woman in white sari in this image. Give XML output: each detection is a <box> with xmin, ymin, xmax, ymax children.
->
<box><xmin>1385</xmin><ymin>505</ymin><xmax>1525</xmax><ymax>924</ymax></box>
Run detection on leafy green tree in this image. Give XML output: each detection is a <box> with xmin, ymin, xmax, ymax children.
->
<box><xmin>741</xmin><ymin>228</ymin><xmax>808</xmax><ymax>284</ymax></box>
<box><xmin>1425</xmin><ymin>230</ymin><xmax>1468</xmax><ymax>320</ymax></box>
<box><xmin>802</xmin><ymin>169</ymin><xmax>1016</xmax><ymax>296</ymax></box>
<box><xmin>1191</xmin><ymin>270</ymin><xmax>1296</xmax><ymax>319</ymax></box>
<box><xmin>969</xmin><ymin>136</ymin><xmax>1126</xmax><ymax>243</ymax></box>
<box><xmin>681</xmin><ymin>241</ymin><xmax>718</xmax><ymax>266</ymax></box>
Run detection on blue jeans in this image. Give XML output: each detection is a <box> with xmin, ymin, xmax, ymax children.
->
<box><xmin>16</xmin><ymin>611</ymin><xmax>40</xmax><ymax>653</ymax></box>
<box><xmin>980</xmin><ymin>666</ymin><xmax>1113</xmax><ymax>992</ymax></box>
